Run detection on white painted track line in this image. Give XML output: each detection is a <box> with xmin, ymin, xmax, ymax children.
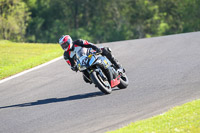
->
<box><xmin>0</xmin><ymin>56</ymin><xmax>63</xmax><ymax>84</ymax></box>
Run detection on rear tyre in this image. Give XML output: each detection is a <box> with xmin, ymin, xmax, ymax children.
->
<box><xmin>90</xmin><ymin>71</ymin><xmax>112</xmax><ymax>94</ymax></box>
<box><xmin>118</xmin><ymin>73</ymin><xmax>129</xmax><ymax>89</ymax></box>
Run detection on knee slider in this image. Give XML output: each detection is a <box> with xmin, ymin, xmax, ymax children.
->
<box><xmin>104</xmin><ymin>47</ymin><xmax>112</xmax><ymax>53</ymax></box>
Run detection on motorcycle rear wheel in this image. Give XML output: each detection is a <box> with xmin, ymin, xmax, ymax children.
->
<box><xmin>90</xmin><ymin>71</ymin><xmax>112</xmax><ymax>94</ymax></box>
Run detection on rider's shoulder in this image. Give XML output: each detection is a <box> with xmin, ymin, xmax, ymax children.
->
<box><xmin>73</xmin><ymin>39</ymin><xmax>84</xmax><ymax>44</ymax></box>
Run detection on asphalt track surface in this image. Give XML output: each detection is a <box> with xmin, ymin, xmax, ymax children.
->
<box><xmin>1</xmin><ymin>32</ymin><xmax>200</xmax><ymax>133</ymax></box>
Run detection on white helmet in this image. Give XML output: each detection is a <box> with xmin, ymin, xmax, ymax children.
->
<box><xmin>59</xmin><ymin>35</ymin><xmax>73</xmax><ymax>51</ymax></box>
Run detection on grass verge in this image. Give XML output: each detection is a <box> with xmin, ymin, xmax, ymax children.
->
<box><xmin>0</xmin><ymin>40</ymin><xmax>63</xmax><ymax>80</ymax></box>
<box><xmin>107</xmin><ymin>99</ymin><xmax>200</xmax><ymax>133</ymax></box>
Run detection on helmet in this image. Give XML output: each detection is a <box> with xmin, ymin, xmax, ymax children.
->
<box><xmin>59</xmin><ymin>35</ymin><xmax>73</xmax><ymax>51</ymax></box>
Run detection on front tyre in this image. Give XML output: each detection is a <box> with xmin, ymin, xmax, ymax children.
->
<box><xmin>118</xmin><ymin>73</ymin><xmax>129</xmax><ymax>89</ymax></box>
<box><xmin>90</xmin><ymin>71</ymin><xmax>112</xmax><ymax>94</ymax></box>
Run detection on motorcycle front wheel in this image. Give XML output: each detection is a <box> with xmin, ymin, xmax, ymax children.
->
<box><xmin>90</xmin><ymin>71</ymin><xmax>112</xmax><ymax>94</ymax></box>
<box><xmin>118</xmin><ymin>73</ymin><xmax>129</xmax><ymax>89</ymax></box>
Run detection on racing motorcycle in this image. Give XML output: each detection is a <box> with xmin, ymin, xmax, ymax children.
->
<box><xmin>76</xmin><ymin>48</ymin><xmax>129</xmax><ymax>94</ymax></box>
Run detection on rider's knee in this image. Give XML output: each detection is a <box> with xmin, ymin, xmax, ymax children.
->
<box><xmin>102</xmin><ymin>47</ymin><xmax>112</xmax><ymax>56</ymax></box>
<box><xmin>104</xmin><ymin>47</ymin><xmax>112</xmax><ymax>53</ymax></box>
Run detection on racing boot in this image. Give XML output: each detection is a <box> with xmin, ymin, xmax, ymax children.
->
<box><xmin>111</xmin><ymin>59</ymin><xmax>125</xmax><ymax>74</ymax></box>
<box><xmin>102</xmin><ymin>47</ymin><xmax>125</xmax><ymax>73</ymax></box>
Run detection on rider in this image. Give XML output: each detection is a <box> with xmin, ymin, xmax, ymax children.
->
<box><xmin>59</xmin><ymin>35</ymin><xmax>122</xmax><ymax>81</ymax></box>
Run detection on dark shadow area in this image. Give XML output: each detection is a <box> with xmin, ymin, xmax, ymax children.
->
<box><xmin>0</xmin><ymin>91</ymin><xmax>104</xmax><ymax>109</ymax></box>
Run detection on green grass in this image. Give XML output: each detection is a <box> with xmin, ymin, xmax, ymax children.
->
<box><xmin>0</xmin><ymin>40</ymin><xmax>63</xmax><ymax>80</ymax></box>
<box><xmin>107</xmin><ymin>99</ymin><xmax>200</xmax><ymax>133</ymax></box>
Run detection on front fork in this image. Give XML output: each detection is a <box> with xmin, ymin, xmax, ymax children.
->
<box><xmin>86</xmin><ymin>66</ymin><xmax>108</xmax><ymax>83</ymax></box>
<box><xmin>94</xmin><ymin>67</ymin><xmax>108</xmax><ymax>81</ymax></box>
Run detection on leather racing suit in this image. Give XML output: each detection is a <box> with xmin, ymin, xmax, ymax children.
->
<box><xmin>63</xmin><ymin>39</ymin><xmax>121</xmax><ymax>72</ymax></box>
<box><xmin>64</xmin><ymin>39</ymin><xmax>121</xmax><ymax>83</ymax></box>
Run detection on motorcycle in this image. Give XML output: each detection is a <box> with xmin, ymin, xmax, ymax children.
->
<box><xmin>76</xmin><ymin>48</ymin><xmax>129</xmax><ymax>94</ymax></box>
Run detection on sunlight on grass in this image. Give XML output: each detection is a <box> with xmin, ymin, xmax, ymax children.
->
<box><xmin>107</xmin><ymin>99</ymin><xmax>200</xmax><ymax>133</ymax></box>
<box><xmin>0</xmin><ymin>40</ymin><xmax>63</xmax><ymax>79</ymax></box>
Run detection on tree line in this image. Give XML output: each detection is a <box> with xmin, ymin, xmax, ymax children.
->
<box><xmin>0</xmin><ymin>0</ymin><xmax>200</xmax><ymax>43</ymax></box>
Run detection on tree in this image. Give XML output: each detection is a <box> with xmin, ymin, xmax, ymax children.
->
<box><xmin>0</xmin><ymin>0</ymin><xmax>30</xmax><ymax>41</ymax></box>
<box><xmin>22</xmin><ymin>0</ymin><xmax>200</xmax><ymax>43</ymax></box>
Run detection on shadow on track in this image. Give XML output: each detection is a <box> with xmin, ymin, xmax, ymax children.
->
<box><xmin>0</xmin><ymin>91</ymin><xmax>104</xmax><ymax>109</ymax></box>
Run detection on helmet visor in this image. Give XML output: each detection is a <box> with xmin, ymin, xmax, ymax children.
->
<box><xmin>61</xmin><ymin>39</ymin><xmax>71</xmax><ymax>50</ymax></box>
<box><xmin>61</xmin><ymin>42</ymin><xmax>69</xmax><ymax>50</ymax></box>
